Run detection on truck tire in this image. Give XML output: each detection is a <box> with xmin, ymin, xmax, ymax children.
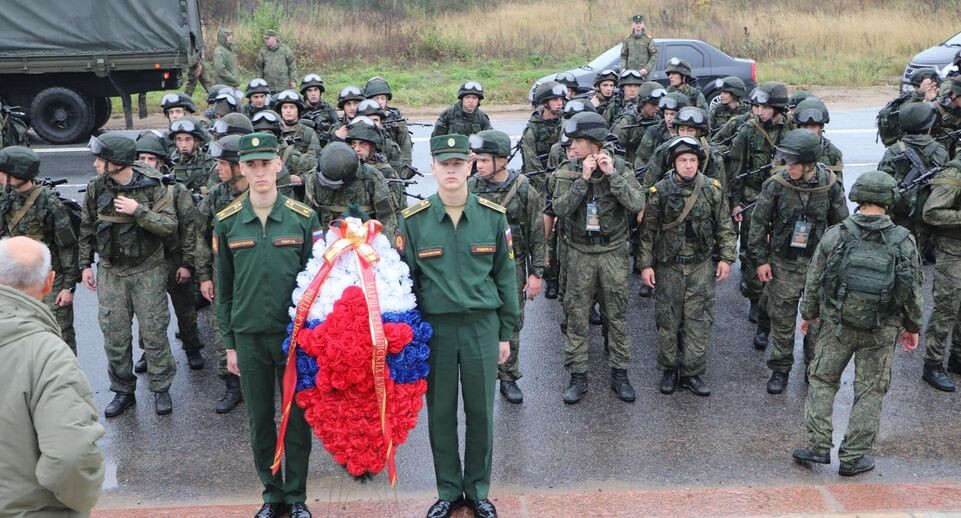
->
<box><xmin>91</xmin><ymin>97</ymin><xmax>112</xmax><ymax>131</ymax></box>
<box><xmin>30</xmin><ymin>87</ymin><xmax>92</xmax><ymax>144</ymax></box>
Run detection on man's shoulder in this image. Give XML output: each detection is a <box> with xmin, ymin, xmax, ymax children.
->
<box><xmin>282</xmin><ymin>197</ymin><xmax>315</xmax><ymax>219</ymax></box>
<box><xmin>475</xmin><ymin>195</ymin><xmax>507</xmax><ymax>214</ymax></box>
<box><xmin>401</xmin><ymin>198</ymin><xmax>431</xmax><ymax>219</ymax></box>
<box><xmin>216</xmin><ymin>197</ymin><xmax>246</xmax><ymax>222</ymax></box>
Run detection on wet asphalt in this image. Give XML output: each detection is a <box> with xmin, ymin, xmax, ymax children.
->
<box><xmin>33</xmin><ymin>108</ymin><xmax>961</xmax><ymax>507</ymax></box>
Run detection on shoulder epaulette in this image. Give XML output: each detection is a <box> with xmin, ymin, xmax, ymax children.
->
<box><xmin>401</xmin><ymin>198</ymin><xmax>430</xmax><ymax>218</ymax></box>
<box><xmin>712</xmin><ymin>179</ymin><xmax>722</xmax><ymax>189</ymax></box>
<box><xmin>216</xmin><ymin>198</ymin><xmax>244</xmax><ymax>221</ymax></box>
<box><xmin>477</xmin><ymin>196</ymin><xmax>507</xmax><ymax>213</ymax></box>
<box><xmin>649</xmin><ymin>186</ymin><xmax>658</xmax><ymax>193</ymax></box>
<box><xmin>284</xmin><ymin>198</ymin><xmax>314</xmax><ymax>218</ymax></box>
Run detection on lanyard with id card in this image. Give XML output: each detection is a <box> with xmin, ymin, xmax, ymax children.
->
<box><xmin>790</xmin><ymin>220</ymin><xmax>812</xmax><ymax>248</ymax></box>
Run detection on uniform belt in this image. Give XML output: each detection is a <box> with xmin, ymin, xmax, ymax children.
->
<box><xmin>574</xmin><ymin>234</ymin><xmax>610</xmax><ymax>245</ymax></box>
<box><xmin>673</xmin><ymin>253</ymin><xmax>706</xmax><ymax>265</ymax></box>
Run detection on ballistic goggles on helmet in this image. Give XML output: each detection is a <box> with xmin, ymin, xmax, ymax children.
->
<box><xmin>793</xmin><ymin>108</ymin><xmax>828</xmax><ymax>125</ymax></box>
<box><xmin>462</xmin><ymin>81</ymin><xmax>483</xmax><ymax>93</ymax></box>
<box><xmin>252</xmin><ymin>111</ymin><xmax>281</xmax><ymax>124</ymax></box>
<box><xmin>675</xmin><ymin>108</ymin><xmax>706</xmax><ymax>126</ymax></box>
<box><xmin>169</xmin><ymin>119</ymin><xmax>199</xmax><ymax>134</ymax></box>
<box><xmin>659</xmin><ymin>96</ymin><xmax>683</xmax><ymax>111</ymax></box>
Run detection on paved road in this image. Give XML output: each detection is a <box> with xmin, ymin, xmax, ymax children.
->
<box><xmin>31</xmin><ymin>108</ymin><xmax>961</xmax><ymax>509</ymax></box>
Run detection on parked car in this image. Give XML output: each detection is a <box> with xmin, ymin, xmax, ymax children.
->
<box><xmin>900</xmin><ymin>30</ymin><xmax>961</xmax><ymax>93</ymax></box>
<box><xmin>529</xmin><ymin>39</ymin><xmax>757</xmax><ymax>105</ymax></box>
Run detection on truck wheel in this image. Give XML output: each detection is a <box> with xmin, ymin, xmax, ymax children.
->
<box><xmin>91</xmin><ymin>97</ymin><xmax>112</xmax><ymax>131</ymax></box>
<box><xmin>30</xmin><ymin>87</ymin><xmax>92</xmax><ymax>144</ymax></box>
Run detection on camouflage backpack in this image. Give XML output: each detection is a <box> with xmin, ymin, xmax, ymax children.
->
<box><xmin>875</xmin><ymin>92</ymin><xmax>911</xmax><ymax>147</ymax></box>
<box><xmin>825</xmin><ymin>219</ymin><xmax>912</xmax><ymax>330</ymax></box>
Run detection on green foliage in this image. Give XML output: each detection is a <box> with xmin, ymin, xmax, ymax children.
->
<box><xmin>235</xmin><ymin>2</ymin><xmax>299</xmax><ymax>69</ymax></box>
<box><xmin>410</xmin><ymin>27</ymin><xmax>472</xmax><ymax>61</ymax></box>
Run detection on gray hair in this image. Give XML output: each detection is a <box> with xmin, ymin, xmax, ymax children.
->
<box><xmin>0</xmin><ymin>237</ymin><xmax>52</xmax><ymax>291</ymax></box>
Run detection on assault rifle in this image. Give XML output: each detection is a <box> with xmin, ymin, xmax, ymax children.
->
<box><xmin>734</xmin><ymin>163</ymin><xmax>774</xmax><ymax>181</ymax></box>
<box><xmin>383</xmin><ymin>118</ymin><xmax>433</xmax><ymax>129</ymax></box>
<box><xmin>936</xmin><ymin>128</ymin><xmax>961</xmax><ymax>143</ymax></box>
<box><xmin>385</xmin><ymin>178</ymin><xmax>418</xmax><ymax>186</ymax></box>
<box><xmin>897</xmin><ymin>146</ymin><xmax>942</xmax><ymax>193</ymax></box>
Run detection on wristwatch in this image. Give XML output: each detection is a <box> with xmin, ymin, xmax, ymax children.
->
<box><xmin>533</xmin><ymin>269</ymin><xmax>545</xmax><ymax>279</ymax></box>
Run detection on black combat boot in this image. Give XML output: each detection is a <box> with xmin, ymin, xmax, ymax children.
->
<box><xmin>154</xmin><ymin>390</ymin><xmax>172</xmax><ymax>415</ymax></box>
<box><xmin>792</xmin><ymin>447</ymin><xmax>830</xmax><ymax>464</ymax></box>
<box><xmin>767</xmin><ymin>371</ymin><xmax>789</xmax><ymax>394</ymax></box>
<box><xmin>544</xmin><ymin>281</ymin><xmax>559</xmax><ymax>299</ymax></box>
<box><xmin>185</xmin><ymin>349</ymin><xmax>205</xmax><ymax>370</ymax></box>
<box><xmin>563</xmin><ymin>373</ymin><xmax>588</xmax><ymax>404</ymax></box>
<box><xmin>499</xmin><ymin>380</ymin><xmax>523</xmax><ymax>404</ymax></box>
<box><xmin>104</xmin><ymin>393</ymin><xmax>136</xmax><ymax>418</ymax></box>
<box><xmin>947</xmin><ymin>355</ymin><xmax>961</xmax><ymax>375</ymax></box>
<box><xmin>659</xmin><ymin>369</ymin><xmax>678</xmax><ymax>394</ymax></box>
<box><xmin>134</xmin><ymin>354</ymin><xmax>147</xmax><ymax>373</ymax></box>
<box><xmin>922</xmin><ymin>363</ymin><xmax>956</xmax><ymax>392</ymax></box>
<box><xmin>216</xmin><ymin>374</ymin><xmax>244</xmax><ymax>413</ymax></box>
<box><xmin>638</xmin><ymin>284</ymin><xmax>653</xmax><ymax>298</ymax></box>
<box><xmin>753</xmin><ymin>327</ymin><xmax>769</xmax><ymax>350</ymax></box>
<box><xmin>610</xmin><ymin>368</ymin><xmax>636</xmax><ymax>402</ymax></box>
<box><xmin>839</xmin><ymin>455</ymin><xmax>876</xmax><ymax>477</ymax></box>
<box><xmin>748</xmin><ymin>299</ymin><xmax>759</xmax><ymax>323</ymax></box>
<box><xmin>680</xmin><ymin>375</ymin><xmax>710</xmax><ymax>397</ymax></box>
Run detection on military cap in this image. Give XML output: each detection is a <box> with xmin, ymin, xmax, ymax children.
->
<box><xmin>264</xmin><ymin>30</ymin><xmax>278</xmax><ymax>38</ymax></box>
<box><xmin>0</xmin><ymin>146</ymin><xmax>40</xmax><ymax>180</ymax></box>
<box><xmin>238</xmin><ymin>132</ymin><xmax>278</xmax><ymax>161</ymax></box>
<box><xmin>431</xmin><ymin>134</ymin><xmax>470</xmax><ymax>162</ymax></box>
<box><xmin>849</xmin><ymin>170</ymin><xmax>898</xmax><ymax>206</ymax></box>
<box><xmin>631</xmin><ymin>14</ymin><xmax>645</xmax><ymax>22</ymax></box>
<box><xmin>469</xmin><ymin>130</ymin><xmax>511</xmax><ymax>157</ymax></box>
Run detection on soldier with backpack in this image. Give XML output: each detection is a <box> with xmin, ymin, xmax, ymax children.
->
<box><xmin>793</xmin><ymin>171</ymin><xmax>923</xmax><ymax>477</ymax></box>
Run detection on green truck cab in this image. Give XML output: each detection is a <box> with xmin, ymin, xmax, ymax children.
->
<box><xmin>0</xmin><ymin>0</ymin><xmax>203</xmax><ymax>144</ymax></box>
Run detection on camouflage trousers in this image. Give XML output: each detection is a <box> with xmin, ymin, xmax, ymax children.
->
<box><xmin>183</xmin><ymin>62</ymin><xmax>213</xmax><ymax>96</ymax></box>
<box><xmin>500</xmin><ymin>265</ymin><xmax>527</xmax><ymax>382</ymax></box>
<box><xmin>923</xmin><ymin>251</ymin><xmax>961</xmax><ymax>365</ymax></box>
<box><xmin>804</xmin><ymin>323</ymin><xmax>898</xmax><ymax>465</ymax></box>
<box><xmin>654</xmin><ymin>259</ymin><xmax>716</xmax><ymax>377</ymax></box>
<box><xmin>42</xmin><ymin>276</ymin><xmax>76</xmax><ymax>354</ymax></box>
<box><xmin>765</xmin><ymin>255</ymin><xmax>817</xmax><ymax>373</ymax></box>
<box><xmin>737</xmin><ymin>204</ymin><xmax>764</xmax><ymax>302</ymax></box>
<box><xmin>563</xmin><ymin>243</ymin><xmax>631</xmax><ymax>373</ymax></box>
<box><xmin>98</xmin><ymin>262</ymin><xmax>176</xmax><ymax>394</ymax></box>
<box><xmin>140</xmin><ymin>253</ymin><xmax>203</xmax><ymax>354</ymax></box>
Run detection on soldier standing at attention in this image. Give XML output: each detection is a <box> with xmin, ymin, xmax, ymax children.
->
<box><xmin>0</xmin><ymin>147</ymin><xmax>79</xmax><ymax>354</ymax></box>
<box><xmin>468</xmin><ymin>130</ymin><xmax>547</xmax><ymax>404</ymax></box>
<box><xmin>169</xmin><ymin>118</ymin><xmax>216</xmax><ymax>196</ymax></box>
<box><xmin>396</xmin><ymin>134</ymin><xmax>518</xmax><ymax>518</ymax></box>
<box><xmin>433</xmin><ymin>82</ymin><xmax>493</xmax><ymax>137</ymax></box>
<box><xmin>214</xmin><ymin>133</ymin><xmax>319</xmax><ymax>518</ymax></box>
<box><xmin>793</xmin><ymin>171</ymin><xmax>923</xmax><ymax>477</ymax></box>
<box><xmin>80</xmin><ymin>133</ymin><xmax>178</xmax><ymax>417</ymax></box>
<box><xmin>254</xmin><ymin>30</ymin><xmax>297</xmax><ymax>93</ymax></box>
<box><xmin>619</xmin><ymin>14</ymin><xmax>657</xmax><ymax>77</ymax></box>
<box><xmin>638</xmin><ymin>137</ymin><xmax>736</xmax><ymax>396</ymax></box>
<box><xmin>748</xmin><ymin>130</ymin><xmax>849</xmax><ymax>394</ymax></box>
<box><xmin>551</xmin><ymin>112</ymin><xmax>645</xmax><ymax>404</ymax></box>
<box><xmin>920</xmin><ymin>156</ymin><xmax>961</xmax><ymax>391</ymax></box>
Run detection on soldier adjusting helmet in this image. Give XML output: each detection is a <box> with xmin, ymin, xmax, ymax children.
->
<box><xmin>849</xmin><ymin>170</ymin><xmax>898</xmax><ymax>207</ymax></box>
<box><xmin>89</xmin><ymin>133</ymin><xmax>136</xmax><ymax>167</ymax></box>
<box><xmin>0</xmin><ymin>146</ymin><xmax>40</xmax><ymax>180</ymax></box>
<box><xmin>300</xmin><ymin>73</ymin><xmax>326</xmax><ymax>95</ymax></box>
<box><xmin>317</xmin><ymin>141</ymin><xmax>359</xmax><ymax>188</ymax></box>
<box><xmin>793</xmin><ymin>98</ymin><xmax>830</xmax><ymax>126</ymax></box>
<box><xmin>774</xmin><ymin>129</ymin><xmax>822</xmax><ymax>165</ymax></box>
<box><xmin>666</xmin><ymin>135</ymin><xmax>706</xmax><ymax>165</ymax></box>
<box><xmin>458</xmin><ymin>81</ymin><xmax>485</xmax><ymax>100</ymax></box>
<box><xmin>468</xmin><ymin>130</ymin><xmax>511</xmax><ymax>158</ymax></box>
<box><xmin>563</xmin><ymin>112</ymin><xmax>608</xmax><ymax>143</ymax></box>
<box><xmin>910</xmin><ymin>68</ymin><xmax>940</xmax><ymax>88</ymax></box>
<box><xmin>898</xmin><ymin>102</ymin><xmax>937</xmax><ymax>133</ymax></box>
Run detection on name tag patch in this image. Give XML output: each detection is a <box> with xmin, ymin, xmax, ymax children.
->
<box><xmin>228</xmin><ymin>239</ymin><xmax>255</xmax><ymax>250</ymax></box>
<box><xmin>471</xmin><ymin>244</ymin><xmax>496</xmax><ymax>255</ymax></box>
<box><xmin>417</xmin><ymin>247</ymin><xmax>443</xmax><ymax>259</ymax></box>
<box><xmin>274</xmin><ymin>237</ymin><xmax>304</xmax><ymax>247</ymax></box>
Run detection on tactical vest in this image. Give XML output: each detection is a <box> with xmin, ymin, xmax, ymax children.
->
<box><xmin>553</xmin><ymin>158</ymin><xmax>633</xmax><ymax>247</ymax></box>
<box><xmin>92</xmin><ymin>166</ymin><xmax>172</xmax><ymax>265</ymax></box>
<box><xmin>766</xmin><ymin>166</ymin><xmax>838</xmax><ymax>259</ymax></box>
<box><xmin>651</xmin><ymin>173</ymin><xmax>719</xmax><ymax>264</ymax></box>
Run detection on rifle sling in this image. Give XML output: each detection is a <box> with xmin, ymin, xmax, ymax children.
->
<box><xmin>6</xmin><ymin>187</ymin><xmax>42</xmax><ymax>232</ymax></box>
<box><xmin>662</xmin><ymin>173</ymin><xmax>704</xmax><ymax>231</ymax></box>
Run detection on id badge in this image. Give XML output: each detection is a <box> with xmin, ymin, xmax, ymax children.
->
<box><xmin>586</xmin><ymin>202</ymin><xmax>601</xmax><ymax>232</ymax></box>
<box><xmin>790</xmin><ymin>221</ymin><xmax>813</xmax><ymax>249</ymax></box>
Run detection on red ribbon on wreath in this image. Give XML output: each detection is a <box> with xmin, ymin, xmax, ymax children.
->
<box><xmin>272</xmin><ymin>218</ymin><xmax>398</xmax><ymax>485</ymax></box>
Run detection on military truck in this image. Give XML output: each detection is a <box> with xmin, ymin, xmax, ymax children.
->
<box><xmin>0</xmin><ymin>0</ymin><xmax>203</xmax><ymax>144</ymax></box>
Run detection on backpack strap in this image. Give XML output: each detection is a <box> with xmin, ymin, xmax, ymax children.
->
<box><xmin>750</xmin><ymin>117</ymin><xmax>777</xmax><ymax>149</ymax></box>
<box><xmin>661</xmin><ymin>173</ymin><xmax>704</xmax><ymax>231</ymax></box>
<box><xmin>499</xmin><ymin>175</ymin><xmax>525</xmax><ymax>209</ymax></box>
<box><xmin>770</xmin><ymin>169</ymin><xmax>837</xmax><ymax>193</ymax></box>
<box><xmin>6</xmin><ymin>186</ymin><xmax>43</xmax><ymax>233</ymax></box>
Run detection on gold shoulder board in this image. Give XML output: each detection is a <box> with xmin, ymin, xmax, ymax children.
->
<box><xmin>401</xmin><ymin>199</ymin><xmax>431</xmax><ymax>218</ymax></box>
<box><xmin>216</xmin><ymin>199</ymin><xmax>244</xmax><ymax>221</ymax></box>
<box><xmin>285</xmin><ymin>198</ymin><xmax>314</xmax><ymax>218</ymax></box>
<box><xmin>477</xmin><ymin>197</ymin><xmax>507</xmax><ymax>213</ymax></box>
<box><xmin>712</xmin><ymin>179</ymin><xmax>722</xmax><ymax>188</ymax></box>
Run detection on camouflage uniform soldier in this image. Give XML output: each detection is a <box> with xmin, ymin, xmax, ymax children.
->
<box><xmin>160</xmin><ymin>93</ymin><xmax>198</xmax><ymax>125</ymax></box>
<box><xmin>936</xmin><ymin>80</ymin><xmax>961</xmax><ymax>159</ymax></box>
<box><xmin>707</xmin><ymin>76</ymin><xmax>750</xmax><ymax>138</ymax></box>
<box><xmin>748</xmin><ymin>130</ymin><xmax>849</xmax><ymax>394</ymax></box>
<box><xmin>300</xmin><ymin>74</ymin><xmax>339</xmax><ymax>149</ymax></box>
<box><xmin>330</xmin><ymin>86</ymin><xmax>366</xmax><ymax>141</ymax></box>
<box><xmin>711</xmin><ymin>88</ymin><xmax>760</xmax><ymax>157</ymax></box>
<box><xmin>793</xmin><ymin>171</ymin><xmax>924</xmax><ymax>477</ymax></box>
<box><xmin>639</xmin><ymin>137</ymin><xmax>737</xmax><ymax>396</ymax></box>
<box><xmin>729</xmin><ymin>81</ymin><xmax>791</xmax><ymax>326</ymax></box>
<box><xmin>80</xmin><ymin>133</ymin><xmax>178</xmax><ymax>417</ymax></box>
<box><xmin>550</xmin><ymin>112</ymin><xmax>646</xmax><ymax>404</ymax></box>
<box><xmin>210</xmin><ymin>112</ymin><xmax>254</xmax><ymax>140</ymax></box>
<box><xmin>302</xmin><ymin>142</ymin><xmax>397</xmax><ymax>235</ymax></box>
<box><xmin>643</xmin><ymin>106</ymin><xmax>725</xmax><ymax>192</ymax></box>
<box><xmin>589</xmin><ymin>69</ymin><xmax>619</xmax><ymax>114</ymax></box>
<box><xmin>254</xmin><ymin>30</ymin><xmax>297</xmax><ymax>93</ymax></box>
<box><xmin>251</xmin><ymin>110</ymin><xmax>305</xmax><ymax>197</ymax></box>
<box><xmin>273</xmin><ymin>90</ymin><xmax>320</xmax><ymax>171</ymax></box>
<box><xmin>197</xmin><ymin>135</ymin><xmax>248</xmax><ymax>413</ymax></box>
<box><xmin>664</xmin><ymin>58</ymin><xmax>708</xmax><ymax>111</ymax></box>
<box><xmin>183</xmin><ymin>47</ymin><xmax>213</xmax><ymax>96</ymax></box>
<box><xmin>521</xmin><ymin>81</ymin><xmax>566</xmax><ymax>192</ymax></box>
<box><xmin>908</xmin><ymin>68</ymin><xmax>940</xmax><ymax>104</ymax></box>
<box><xmin>0</xmin><ymin>147</ymin><xmax>79</xmax><ymax>353</ymax></box>
<box><xmin>611</xmin><ymin>81</ymin><xmax>666</xmax><ymax>167</ymax></box>
<box><xmin>345</xmin><ymin>116</ymin><xmax>406</xmax><ymax>212</ymax></box>
<box><xmin>212</xmin><ymin>28</ymin><xmax>240</xmax><ymax>88</ymax></box>
<box><xmin>877</xmin><ymin>102</ymin><xmax>948</xmax><ymax>260</ymax></box>
<box><xmin>242</xmin><ymin>79</ymin><xmax>271</xmax><ymax>119</ymax></box>
<box><xmin>548</xmin><ymin>101</ymin><xmax>598</xmax><ymax>169</ymax></box>
<box><xmin>433</xmin><ymin>82</ymin><xmax>492</xmax><ymax>137</ymax></box>
<box><xmin>920</xmin><ymin>159</ymin><xmax>961</xmax><ymax>392</ymax></box>
<box><xmin>603</xmin><ymin>70</ymin><xmax>644</xmax><ymax>126</ymax></box>
<box><xmin>635</xmin><ymin>92</ymin><xmax>689</xmax><ymax>168</ymax></box>
<box><xmin>364</xmin><ymin>78</ymin><xmax>414</xmax><ymax>172</ymax></box>
<box><xmin>204</xmin><ymin>87</ymin><xmax>240</xmax><ymax>122</ymax></box>
<box><xmin>619</xmin><ymin>14</ymin><xmax>657</xmax><ymax>76</ymax></box>
<box><xmin>793</xmin><ymin>98</ymin><xmax>845</xmax><ymax>184</ymax></box>
<box><xmin>169</xmin><ymin>118</ymin><xmax>216</xmax><ymax>195</ymax></box>
<box><xmin>355</xmin><ymin>100</ymin><xmax>406</xmax><ymax>178</ymax></box>
<box><xmin>134</xmin><ymin>132</ymin><xmax>210</xmax><ymax>373</ymax></box>
<box><xmin>468</xmin><ymin>130</ymin><xmax>547</xmax><ymax>404</ymax></box>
